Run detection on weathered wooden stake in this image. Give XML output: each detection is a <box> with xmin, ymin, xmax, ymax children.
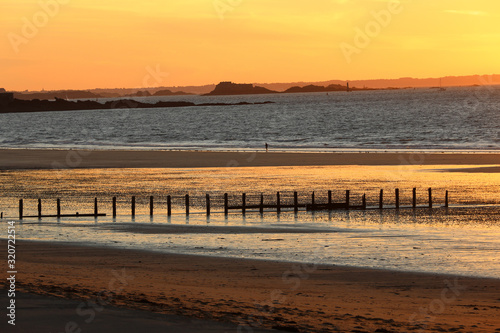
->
<box><xmin>185</xmin><ymin>194</ymin><xmax>190</xmax><ymax>216</ymax></box>
<box><xmin>412</xmin><ymin>188</ymin><xmax>417</xmax><ymax>209</ymax></box>
<box><xmin>312</xmin><ymin>191</ymin><xmax>315</xmax><ymax>206</ymax></box>
<box><xmin>112</xmin><ymin>197</ymin><xmax>116</xmax><ymax>217</ymax></box>
<box><xmin>131</xmin><ymin>196</ymin><xmax>136</xmax><ymax>217</ymax></box>
<box><xmin>362</xmin><ymin>194</ymin><xmax>366</xmax><ymax>210</ymax></box>
<box><xmin>242</xmin><ymin>193</ymin><xmax>246</xmax><ymax>215</ymax></box>
<box><xmin>346</xmin><ymin>190</ymin><xmax>350</xmax><ymax>209</ymax></box>
<box><xmin>206</xmin><ymin>194</ymin><xmax>211</xmax><ymax>216</ymax></box>
<box><xmin>379</xmin><ymin>190</ymin><xmax>384</xmax><ymax>209</ymax></box>
<box><xmin>57</xmin><ymin>198</ymin><xmax>61</xmax><ymax>218</ymax></box>
<box><xmin>328</xmin><ymin>190</ymin><xmax>332</xmax><ymax>205</ymax></box>
<box><xmin>94</xmin><ymin>198</ymin><xmax>98</xmax><ymax>216</ymax></box>
<box><xmin>224</xmin><ymin>193</ymin><xmax>228</xmax><ymax>216</ymax></box>
<box><xmin>38</xmin><ymin>199</ymin><xmax>42</xmax><ymax>219</ymax></box>
<box><xmin>428</xmin><ymin>188</ymin><xmax>432</xmax><ymax>208</ymax></box>
<box><xmin>167</xmin><ymin>195</ymin><xmax>172</xmax><ymax>216</ymax></box>
<box><xmin>19</xmin><ymin>199</ymin><xmax>23</xmax><ymax>220</ymax></box>
<box><xmin>260</xmin><ymin>193</ymin><xmax>264</xmax><ymax>214</ymax></box>
<box><xmin>445</xmin><ymin>190</ymin><xmax>449</xmax><ymax>208</ymax></box>
<box><xmin>395</xmin><ymin>189</ymin><xmax>400</xmax><ymax>209</ymax></box>
<box><xmin>294</xmin><ymin>192</ymin><xmax>299</xmax><ymax>213</ymax></box>
<box><xmin>277</xmin><ymin>192</ymin><xmax>281</xmax><ymax>213</ymax></box>
<box><xmin>150</xmin><ymin>196</ymin><xmax>154</xmax><ymax>216</ymax></box>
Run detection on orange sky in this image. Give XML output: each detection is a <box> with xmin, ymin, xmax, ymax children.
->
<box><xmin>1</xmin><ymin>0</ymin><xmax>500</xmax><ymax>91</ymax></box>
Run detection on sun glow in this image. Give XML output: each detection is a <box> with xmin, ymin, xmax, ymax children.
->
<box><xmin>1</xmin><ymin>0</ymin><xmax>500</xmax><ymax>90</ymax></box>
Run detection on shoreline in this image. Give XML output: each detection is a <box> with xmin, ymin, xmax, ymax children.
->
<box><xmin>4</xmin><ymin>239</ymin><xmax>500</xmax><ymax>332</ymax></box>
<box><xmin>8</xmin><ymin>237</ymin><xmax>500</xmax><ymax>281</ymax></box>
<box><xmin>1</xmin><ymin>148</ymin><xmax>499</xmax><ymax>169</ymax></box>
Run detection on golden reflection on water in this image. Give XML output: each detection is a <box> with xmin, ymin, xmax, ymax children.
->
<box><xmin>2</xmin><ymin>165</ymin><xmax>498</xmax><ymax>278</ymax></box>
<box><xmin>0</xmin><ymin>165</ymin><xmax>499</xmax><ymax>216</ymax></box>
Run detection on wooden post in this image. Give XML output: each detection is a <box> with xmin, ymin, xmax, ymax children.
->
<box><xmin>345</xmin><ymin>190</ymin><xmax>350</xmax><ymax>209</ymax></box>
<box><xmin>112</xmin><ymin>197</ymin><xmax>116</xmax><ymax>217</ymax></box>
<box><xmin>167</xmin><ymin>195</ymin><xmax>172</xmax><ymax>216</ymax></box>
<box><xmin>224</xmin><ymin>193</ymin><xmax>228</xmax><ymax>216</ymax></box>
<box><xmin>38</xmin><ymin>199</ymin><xmax>42</xmax><ymax>219</ymax></box>
<box><xmin>150</xmin><ymin>196</ymin><xmax>154</xmax><ymax>216</ymax></box>
<box><xmin>276</xmin><ymin>192</ymin><xmax>281</xmax><ymax>213</ymax></box>
<box><xmin>294</xmin><ymin>192</ymin><xmax>298</xmax><ymax>213</ymax></box>
<box><xmin>19</xmin><ymin>199</ymin><xmax>23</xmax><ymax>220</ymax></box>
<box><xmin>395</xmin><ymin>189</ymin><xmax>400</xmax><ymax>209</ymax></box>
<box><xmin>242</xmin><ymin>193</ymin><xmax>246</xmax><ymax>215</ymax></box>
<box><xmin>312</xmin><ymin>191</ymin><xmax>315</xmax><ymax>206</ymax></box>
<box><xmin>131</xmin><ymin>196</ymin><xmax>136</xmax><ymax>217</ymax></box>
<box><xmin>379</xmin><ymin>190</ymin><xmax>383</xmax><ymax>209</ymax></box>
<box><xmin>206</xmin><ymin>194</ymin><xmax>211</xmax><ymax>216</ymax></box>
<box><xmin>185</xmin><ymin>194</ymin><xmax>190</xmax><ymax>216</ymax></box>
<box><xmin>57</xmin><ymin>198</ymin><xmax>61</xmax><ymax>218</ymax></box>
<box><xmin>259</xmin><ymin>193</ymin><xmax>264</xmax><ymax>214</ymax></box>
<box><xmin>94</xmin><ymin>198</ymin><xmax>98</xmax><ymax>216</ymax></box>
<box><xmin>445</xmin><ymin>190</ymin><xmax>449</xmax><ymax>208</ymax></box>
<box><xmin>412</xmin><ymin>188</ymin><xmax>417</xmax><ymax>209</ymax></box>
<box><xmin>428</xmin><ymin>188</ymin><xmax>432</xmax><ymax>208</ymax></box>
<box><xmin>328</xmin><ymin>190</ymin><xmax>332</xmax><ymax>205</ymax></box>
<box><xmin>362</xmin><ymin>194</ymin><xmax>366</xmax><ymax>210</ymax></box>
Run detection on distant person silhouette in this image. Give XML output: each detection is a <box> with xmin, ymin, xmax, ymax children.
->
<box><xmin>265</xmin><ymin>143</ymin><xmax>268</xmax><ymax>152</ymax></box>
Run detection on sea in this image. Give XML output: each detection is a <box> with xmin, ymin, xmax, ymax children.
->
<box><xmin>0</xmin><ymin>86</ymin><xmax>499</xmax><ymax>279</ymax></box>
<box><xmin>0</xmin><ymin>86</ymin><xmax>499</xmax><ymax>152</ymax></box>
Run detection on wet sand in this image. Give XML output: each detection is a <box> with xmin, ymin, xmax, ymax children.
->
<box><xmin>0</xmin><ymin>148</ymin><xmax>499</xmax><ymax>169</ymax></box>
<box><xmin>4</xmin><ymin>240</ymin><xmax>499</xmax><ymax>332</ymax></box>
<box><xmin>102</xmin><ymin>223</ymin><xmax>345</xmax><ymax>234</ymax></box>
<box><xmin>443</xmin><ymin>166</ymin><xmax>500</xmax><ymax>173</ymax></box>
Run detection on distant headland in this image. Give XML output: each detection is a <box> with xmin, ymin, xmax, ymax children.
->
<box><xmin>6</xmin><ymin>74</ymin><xmax>499</xmax><ymax>99</ymax></box>
<box><xmin>0</xmin><ymin>93</ymin><xmax>274</xmax><ymax>114</ymax></box>
<box><xmin>7</xmin><ymin>74</ymin><xmax>498</xmax><ymax>98</ymax></box>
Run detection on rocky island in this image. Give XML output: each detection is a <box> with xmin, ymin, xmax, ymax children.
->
<box><xmin>204</xmin><ymin>82</ymin><xmax>278</xmax><ymax>95</ymax></box>
<box><xmin>284</xmin><ymin>84</ymin><xmax>351</xmax><ymax>93</ymax></box>
<box><xmin>204</xmin><ymin>81</ymin><xmax>391</xmax><ymax>96</ymax></box>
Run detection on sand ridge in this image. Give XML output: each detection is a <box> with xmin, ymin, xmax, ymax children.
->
<box><xmin>0</xmin><ymin>149</ymin><xmax>499</xmax><ymax>169</ymax></box>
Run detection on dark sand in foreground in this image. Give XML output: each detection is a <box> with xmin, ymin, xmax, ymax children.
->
<box><xmin>0</xmin><ymin>292</ymin><xmax>274</xmax><ymax>333</ymax></box>
<box><xmin>0</xmin><ymin>149</ymin><xmax>499</xmax><ymax>169</ymax></box>
<box><xmin>3</xmin><ymin>240</ymin><xmax>499</xmax><ymax>332</ymax></box>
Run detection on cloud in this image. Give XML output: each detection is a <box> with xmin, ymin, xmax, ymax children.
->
<box><xmin>444</xmin><ymin>10</ymin><xmax>488</xmax><ymax>16</ymax></box>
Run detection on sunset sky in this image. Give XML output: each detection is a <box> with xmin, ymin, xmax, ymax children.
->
<box><xmin>1</xmin><ymin>0</ymin><xmax>500</xmax><ymax>91</ymax></box>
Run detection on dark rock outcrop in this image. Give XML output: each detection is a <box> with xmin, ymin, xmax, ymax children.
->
<box><xmin>205</xmin><ymin>82</ymin><xmax>278</xmax><ymax>96</ymax></box>
<box><xmin>0</xmin><ymin>98</ymin><xmax>273</xmax><ymax>114</ymax></box>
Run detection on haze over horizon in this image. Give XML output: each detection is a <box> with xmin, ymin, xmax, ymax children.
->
<box><xmin>2</xmin><ymin>0</ymin><xmax>500</xmax><ymax>91</ymax></box>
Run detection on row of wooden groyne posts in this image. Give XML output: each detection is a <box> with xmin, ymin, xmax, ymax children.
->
<box><xmin>11</xmin><ymin>188</ymin><xmax>450</xmax><ymax>220</ymax></box>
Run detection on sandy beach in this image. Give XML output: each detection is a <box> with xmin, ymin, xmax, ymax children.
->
<box><xmin>2</xmin><ymin>240</ymin><xmax>499</xmax><ymax>332</ymax></box>
<box><xmin>0</xmin><ymin>148</ymin><xmax>499</xmax><ymax>169</ymax></box>
<box><xmin>1</xmin><ymin>149</ymin><xmax>499</xmax><ymax>332</ymax></box>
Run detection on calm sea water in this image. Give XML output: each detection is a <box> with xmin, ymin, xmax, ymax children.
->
<box><xmin>1</xmin><ymin>86</ymin><xmax>499</xmax><ymax>151</ymax></box>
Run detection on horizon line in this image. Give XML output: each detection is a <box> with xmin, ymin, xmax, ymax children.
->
<box><xmin>5</xmin><ymin>73</ymin><xmax>499</xmax><ymax>93</ymax></box>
